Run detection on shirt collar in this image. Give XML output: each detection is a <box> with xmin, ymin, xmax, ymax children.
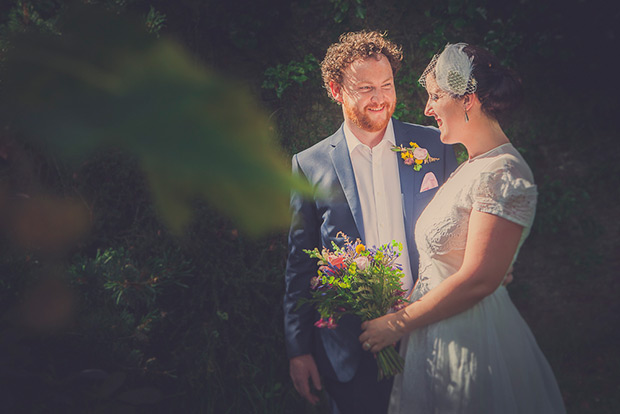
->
<box><xmin>344</xmin><ymin>118</ymin><xmax>395</xmax><ymax>155</ymax></box>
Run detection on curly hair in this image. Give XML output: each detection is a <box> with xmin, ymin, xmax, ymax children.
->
<box><xmin>321</xmin><ymin>30</ymin><xmax>403</xmax><ymax>100</ymax></box>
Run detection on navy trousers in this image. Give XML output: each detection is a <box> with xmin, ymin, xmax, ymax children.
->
<box><xmin>322</xmin><ymin>349</ymin><xmax>394</xmax><ymax>414</ymax></box>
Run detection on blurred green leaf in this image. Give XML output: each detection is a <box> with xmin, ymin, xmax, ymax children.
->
<box><xmin>1</xmin><ymin>6</ymin><xmax>312</xmax><ymax>235</ymax></box>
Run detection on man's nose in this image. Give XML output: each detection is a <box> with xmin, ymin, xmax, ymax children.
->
<box><xmin>370</xmin><ymin>88</ymin><xmax>384</xmax><ymax>104</ymax></box>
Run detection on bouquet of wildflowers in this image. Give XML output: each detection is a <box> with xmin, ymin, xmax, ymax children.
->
<box><xmin>300</xmin><ymin>233</ymin><xmax>409</xmax><ymax>380</ymax></box>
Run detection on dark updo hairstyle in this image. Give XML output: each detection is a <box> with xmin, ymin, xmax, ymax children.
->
<box><xmin>463</xmin><ymin>45</ymin><xmax>522</xmax><ymax>119</ymax></box>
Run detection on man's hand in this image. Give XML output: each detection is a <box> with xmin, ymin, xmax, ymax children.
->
<box><xmin>289</xmin><ymin>354</ymin><xmax>322</xmax><ymax>405</ymax></box>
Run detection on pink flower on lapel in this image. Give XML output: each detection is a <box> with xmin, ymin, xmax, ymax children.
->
<box><xmin>391</xmin><ymin>142</ymin><xmax>440</xmax><ymax>171</ymax></box>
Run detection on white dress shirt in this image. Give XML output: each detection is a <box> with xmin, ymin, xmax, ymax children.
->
<box><xmin>343</xmin><ymin>119</ymin><xmax>414</xmax><ymax>293</ymax></box>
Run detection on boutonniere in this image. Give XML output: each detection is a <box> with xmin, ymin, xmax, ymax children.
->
<box><xmin>392</xmin><ymin>142</ymin><xmax>440</xmax><ymax>171</ymax></box>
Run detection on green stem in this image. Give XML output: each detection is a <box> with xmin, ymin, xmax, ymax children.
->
<box><xmin>375</xmin><ymin>345</ymin><xmax>404</xmax><ymax>380</ymax></box>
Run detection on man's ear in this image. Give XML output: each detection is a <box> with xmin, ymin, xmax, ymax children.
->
<box><xmin>329</xmin><ymin>81</ymin><xmax>344</xmax><ymax>103</ymax></box>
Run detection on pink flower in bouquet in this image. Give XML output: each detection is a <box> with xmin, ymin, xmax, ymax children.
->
<box><xmin>354</xmin><ymin>256</ymin><xmax>369</xmax><ymax>271</ymax></box>
<box><xmin>314</xmin><ymin>318</ymin><xmax>327</xmax><ymax>328</ymax></box>
<box><xmin>326</xmin><ymin>317</ymin><xmax>337</xmax><ymax>329</ymax></box>
<box><xmin>404</xmin><ymin>157</ymin><xmax>415</xmax><ymax>165</ymax></box>
<box><xmin>314</xmin><ymin>317</ymin><xmax>338</xmax><ymax>329</ymax></box>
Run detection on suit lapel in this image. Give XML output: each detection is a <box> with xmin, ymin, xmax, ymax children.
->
<box><xmin>393</xmin><ymin>119</ymin><xmax>420</xmax><ymax>227</ymax></box>
<box><xmin>329</xmin><ymin>126</ymin><xmax>365</xmax><ymax>242</ymax></box>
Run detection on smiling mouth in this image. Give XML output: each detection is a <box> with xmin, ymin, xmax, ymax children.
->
<box><xmin>367</xmin><ymin>106</ymin><xmax>385</xmax><ymax>112</ymax></box>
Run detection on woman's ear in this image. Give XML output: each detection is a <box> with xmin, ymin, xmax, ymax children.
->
<box><xmin>463</xmin><ymin>93</ymin><xmax>476</xmax><ymax>112</ymax></box>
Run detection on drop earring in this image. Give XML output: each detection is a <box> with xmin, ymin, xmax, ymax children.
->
<box><xmin>465</xmin><ymin>111</ymin><xmax>469</xmax><ymax>123</ymax></box>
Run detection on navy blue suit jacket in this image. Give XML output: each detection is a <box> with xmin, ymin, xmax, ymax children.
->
<box><xmin>283</xmin><ymin>118</ymin><xmax>458</xmax><ymax>382</ymax></box>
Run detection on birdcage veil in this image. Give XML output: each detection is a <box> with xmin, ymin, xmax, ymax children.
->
<box><xmin>419</xmin><ymin>43</ymin><xmax>477</xmax><ymax>97</ymax></box>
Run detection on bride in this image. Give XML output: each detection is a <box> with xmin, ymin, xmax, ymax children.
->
<box><xmin>359</xmin><ymin>43</ymin><xmax>566</xmax><ymax>413</ymax></box>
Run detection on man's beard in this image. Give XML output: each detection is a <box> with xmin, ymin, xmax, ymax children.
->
<box><xmin>343</xmin><ymin>100</ymin><xmax>395</xmax><ymax>132</ymax></box>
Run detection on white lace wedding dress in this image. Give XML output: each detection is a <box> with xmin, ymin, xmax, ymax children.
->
<box><xmin>389</xmin><ymin>144</ymin><xmax>566</xmax><ymax>413</ymax></box>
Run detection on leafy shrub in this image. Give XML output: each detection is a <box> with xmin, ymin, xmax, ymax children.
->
<box><xmin>329</xmin><ymin>0</ymin><xmax>366</xmax><ymax>23</ymax></box>
<box><xmin>262</xmin><ymin>54</ymin><xmax>320</xmax><ymax>99</ymax></box>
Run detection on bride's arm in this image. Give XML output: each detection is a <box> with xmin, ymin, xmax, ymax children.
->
<box><xmin>359</xmin><ymin>210</ymin><xmax>523</xmax><ymax>353</ymax></box>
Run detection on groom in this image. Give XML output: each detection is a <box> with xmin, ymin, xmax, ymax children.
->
<box><xmin>283</xmin><ymin>31</ymin><xmax>458</xmax><ymax>414</ymax></box>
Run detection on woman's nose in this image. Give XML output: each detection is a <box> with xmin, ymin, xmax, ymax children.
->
<box><xmin>424</xmin><ymin>99</ymin><xmax>433</xmax><ymax>117</ymax></box>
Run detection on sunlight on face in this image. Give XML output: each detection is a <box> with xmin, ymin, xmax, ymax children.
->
<box><xmin>423</xmin><ymin>74</ymin><xmax>463</xmax><ymax>144</ymax></box>
<box><xmin>340</xmin><ymin>54</ymin><xmax>397</xmax><ymax>133</ymax></box>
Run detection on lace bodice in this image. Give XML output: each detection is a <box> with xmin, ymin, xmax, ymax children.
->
<box><xmin>413</xmin><ymin>144</ymin><xmax>537</xmax><ymax>296</ymax></box>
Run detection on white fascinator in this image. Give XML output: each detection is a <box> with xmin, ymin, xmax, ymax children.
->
<box><xmin>419</xmin><ymin>43</ymin><xmax>477</xmax><ymax>97</ymax></box>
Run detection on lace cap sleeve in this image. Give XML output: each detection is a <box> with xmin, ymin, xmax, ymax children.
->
<box><xmin>472</xmin><ymin>159</ymin><xmax>538</xmax><ymax>228</ymax></box>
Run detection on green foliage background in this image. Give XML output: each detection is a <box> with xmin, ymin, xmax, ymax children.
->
<box><xmin>0</xmin><ymin>0</ymin><xmax>618</xmax><ymax>413</ymax></box>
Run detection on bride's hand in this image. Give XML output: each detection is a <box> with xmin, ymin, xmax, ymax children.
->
<box><xmin>359</xmin><ymin>313</ymin><xmax>404</xmax><ymax>353</ymax></box>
